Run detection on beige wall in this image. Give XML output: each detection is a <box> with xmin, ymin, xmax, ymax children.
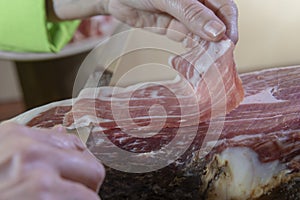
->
<box><xmin>235</xmin><ymin>0</ymin><xmax>300</xmax><ymax>72</ymax></box>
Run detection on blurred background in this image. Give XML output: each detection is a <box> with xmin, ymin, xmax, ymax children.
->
<box><xmin>1</xmin><ymin>0</ymin><xmax>300</xmax><ymax>121</ymax></box>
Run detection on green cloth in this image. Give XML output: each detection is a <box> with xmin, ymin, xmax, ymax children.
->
<box><xmin>0</xmin><ymin>0</ymin><xmax>80</xmax><ymax>53</ymax></box>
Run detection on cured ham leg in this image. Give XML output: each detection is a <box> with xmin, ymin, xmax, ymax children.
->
<box><xmin>21</xmin><ymin>65</ymin><xmax>300</xmax><ymax>199</ymax></box>
<box><xmin>88</xmin><ymin>65</ymin><xmax>300</xmax><ymax>200</ymax></box>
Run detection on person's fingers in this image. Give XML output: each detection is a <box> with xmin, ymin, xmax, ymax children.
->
<box><xmin>166</xmin><ymin>19</ymin><xmax>190</xmax><ymax>42</ymax></box>
<box><xmin>0</xmin><ymin>170</ymin><xmax>50</xmax><ymax>200</ymax></box>
<box><xmin>201</xmin><ymin>0</ymin><xmax>238</xmax><ymax>43</ymax></box>
<box><xmin>0</xmin><ymin>169</ymin><xmax>100</xmax><ymax>200</ymax></box>
<box><xmin>58</xmin><ymin>151</ymin><xmax>105</xmax><ymax>192</ymax></box>
<box><xmin>24</xmin><ymin>143</ymin><xmax>105</xmax><ymax>191</ymax></box>
<box><xmin>24</xmin><ymin>127</ymin><xmax>86</xmax><ymax>151</ymax></box>
<box><xmin>218</xmin><ymin>2</ymin><xmax>238</xmax><ymax>44</ymax></box>
<box><xmin>0</xmin><ymin>123</ymin><xmax>105</xmax><ymax>193</ymax></box>
<box><xmin>108</xmin><ymin>2</ymin><xmax>186</xmax><ymax>42</ymax></box>
<box><xmin>56</xmin><ymin>179</ymin><xmax>101</xmax><ymax>200</ymax></box>
<box><xmin>141</xmin><ymin>14</ymin><xmax>190</xmax><ymax>42</ymax></box>
<box><xmin>154</xmin><ymin>0</ymin><xmax>226</xmax><ymax>41</ymax></box>
<box><xmin>0</xmin><ymin>122</ymin><xmax>86</xmax><ymax>151</ymax></box>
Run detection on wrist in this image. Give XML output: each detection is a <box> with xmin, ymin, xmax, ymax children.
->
<box><xmin>48</xmin><ymin>0</ymin><xmax>109</xmax><ymax>21</ymax></box>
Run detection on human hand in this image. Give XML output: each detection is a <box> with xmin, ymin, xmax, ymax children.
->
<box><xmin>104</xmin><ymin>0</ymin><xmax>238</xmax><ymax>43</ymax></box>
<box><xmin>0</xmin><ymin>122</ymin><xmax>105</xmax><ymax>200</ymax></box>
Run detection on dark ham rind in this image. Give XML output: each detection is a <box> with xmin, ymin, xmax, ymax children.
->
<box><xmin>23</xmin><ymin>65</ymin><xmax>300</xmax><ymax>200</ymax></box>
<box><xmin>63</xmin><ymin>39</ymin><xmax>244</xmax><ymax>132</ymax></box>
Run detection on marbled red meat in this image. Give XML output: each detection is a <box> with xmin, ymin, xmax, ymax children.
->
<box><xmin>23</xmin><ymin>65</ymin><xmax>300</xmax><ymax>199</ymax></box>
<box><xmin>86</xmin><ymin>66</ymin><xmax>300</xmax><ymax>199</ymax></box>
<box><xmin>26</xmin><ymin>106</ymin><xmax>71</xmax><ymax>128</ymax></box>
<box><xmin>86</xmin><ymin>66</ymin><xmax>300</xmax><ymax>167</ymax></box>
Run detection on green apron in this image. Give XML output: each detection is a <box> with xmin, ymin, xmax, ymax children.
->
<box><xmin>0</xmin><ymin>0</ymin><xmax>80</xmax><ymax>53</ymax></box>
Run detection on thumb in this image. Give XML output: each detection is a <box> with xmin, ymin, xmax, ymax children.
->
<box><xmin>157</xmin><ymin>0</ymin><xmax>226</xmax><ymax>41</ymax></box>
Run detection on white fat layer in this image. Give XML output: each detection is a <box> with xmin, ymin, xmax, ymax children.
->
<box><xmin>205</xmin><ymin>131</ymin><xmax>291</xmax><ymax>150</ymax></box>
<box><xmin>77</xmin><ymin>75</ymin><xmax>182</xmax><ymax>100</ymax></box>
<box><xmin>241</xmin><ymin>87</ymin><xmax>286</xmax><ymax>104</ymax></box>
<box><xmin>240</xmin><ymin>65</ymin><xmax>300</xmax><ymax>77</ymax></box>
<box><xmin>212</xmin><ymin>147</ymin><xmax>287</xmax><ymax>199</ymax></box>
<box><xmin>205</xmin><ymin>134</ymin><xmax>262</xmax><ymax>149</ymax></box>
<box><xmin>68</xmin><ymin>115</ymin><xmax>101</xmax><ymax>130</ymax></box>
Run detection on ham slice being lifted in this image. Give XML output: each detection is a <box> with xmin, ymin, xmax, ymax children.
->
<box><xmin>63</xmin><ymin>39</ymin><xmax>244</xmax><ymax>132</ymax></box>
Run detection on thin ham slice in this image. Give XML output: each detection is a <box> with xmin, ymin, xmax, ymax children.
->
<box><xmin>63</xmin><ymin>39</ymin><xmax>244</xmax><ymax>132</ymax></box>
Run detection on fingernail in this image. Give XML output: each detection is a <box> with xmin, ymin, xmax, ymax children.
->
<box><xmin>204</xmin><ymin>20</ymin><xmax>225</xmax><ymax>38</ymax></box>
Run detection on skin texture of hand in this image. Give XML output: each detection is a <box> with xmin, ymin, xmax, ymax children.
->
<box><xmin>49</xmin><ymin>0</ymin><xmax>106</xmax><ymax>21</ymax></box>
<box><xmin>104</xmin><ymin>0</ymin><xmax>238</xmax><ymax>43</ymax></box>
<box><xmin>0</xmin><ymin>122</ymin><xmax>104</xmax><ymax>200</ymax></box>
<box><xmin>49</xmin><ymin>0</ymin><xmax>238</xmax><ymax>43</ymax></box>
